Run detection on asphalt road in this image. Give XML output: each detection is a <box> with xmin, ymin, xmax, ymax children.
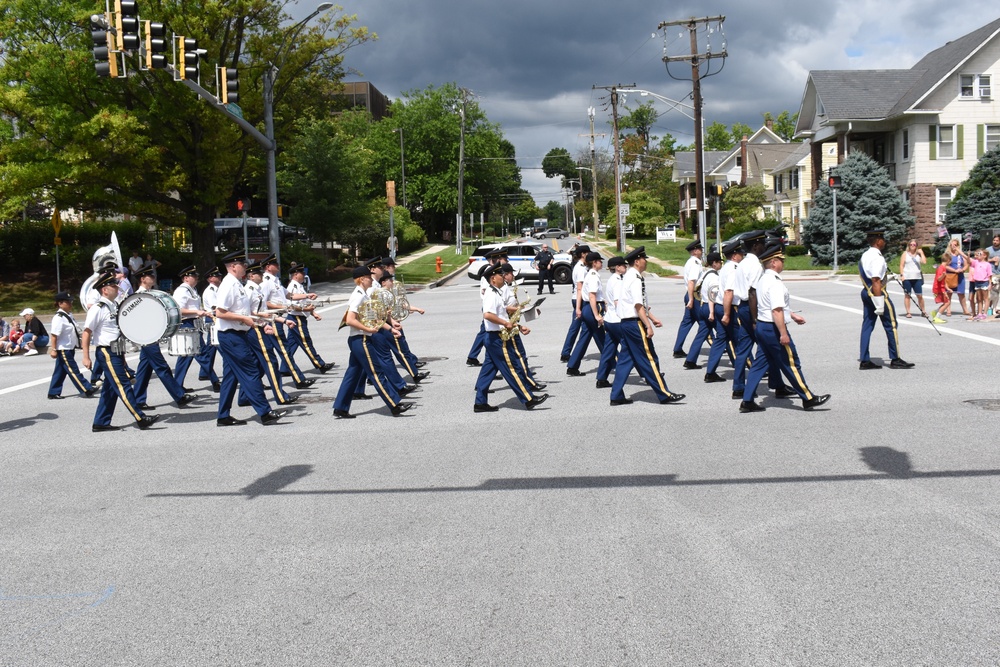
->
<box><xmin>2</xmin><ymin>270</ymin><xmax>998</xmax><ymax>666</ymax></box>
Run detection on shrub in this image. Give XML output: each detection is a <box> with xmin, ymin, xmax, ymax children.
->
<box><xmin>786</xmin><ymin>245</ymin><xmax>807</xmax><ymax>257</ymax></box>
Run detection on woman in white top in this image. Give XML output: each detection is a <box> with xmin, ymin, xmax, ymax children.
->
<box><xmin>899</xmin><ymin>239</ymin><xmax>927</xmax><ymax>318</ymax></box>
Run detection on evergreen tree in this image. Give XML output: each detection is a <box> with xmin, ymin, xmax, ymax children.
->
<box><xmin>802</xmin><ymin>152</ymin><xmax>913</xmax><ymax>266</ymax></box>
<box><xmin>939</xmin><ymin>146</ymin><xmax>1000</xmax><ymax>252</ymax></box>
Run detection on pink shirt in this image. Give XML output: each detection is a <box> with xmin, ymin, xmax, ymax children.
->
<box><xmin>971</xmin><ymin>259</ymin><xmax>992</xmax><ymax>282</ymax></box>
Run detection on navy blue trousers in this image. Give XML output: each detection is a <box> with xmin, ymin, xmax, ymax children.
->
<box><xmin>333</xmin><ymin>335</ymin><xmax>401</xmax><ymax>412</ymax></box>
<box><xmin>744</xmin><ymin>321</ymin><xmax>816</xmax><ymax>401</ymax></box>
<box><xmin>475</xmin><ymin>332</ymin><xmax>535</xmax><ymax>406</ymax></box>
<box><xmin>48</xmin><ymin>349</ymin><xmax>93</xmax><ymax>397</ymax></box>
<box><xmin>134</xmin><ymin>344</ymin><xmax>186</xmax><ymax>404</ymax></box>
<box><xmin>92</xmin><ymin>347</ymin><xmax>146</xmax><ymax>427</ymax></box>
<box><xmin>217</xmin><ymin>329</ymin><xmax>272</xmax><ymax>419</ymax></box>
<box><xmin>611</xmin><ymin>320</ymin><xmax>675</xmax><ymax>402</ymax></box>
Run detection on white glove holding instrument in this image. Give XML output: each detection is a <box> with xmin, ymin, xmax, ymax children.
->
<box><xmin>872</xmin><ymin>295</ymin><xmax>885</xmax><ymax>315</ymax></box>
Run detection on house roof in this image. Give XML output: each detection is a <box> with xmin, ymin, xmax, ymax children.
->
<box><xmin>673</xmin><ymin>151</ymin><xmax>730</xmax><ymax>180</ymax></box>
<box><xmin>741</xmin><ymin>143</ymin><xmax>806</xmax><ymax>184</ymax></box>
<box><xmin>772</xmin><ymin>142</ymin><xmax>811</xmax><ymax>173</ymax></box>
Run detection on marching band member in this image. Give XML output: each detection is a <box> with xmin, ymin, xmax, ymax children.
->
<box><xmin>332</xmin><ymin>265</ymin><xmax>412</xmax><ymax>418</ymax></box>
<box><xmin>262</xmin><ymin>256</ymin><xmax>314</xmax><ymax>389</ymax></box>
<box><xmin>47</xmin><ymin>291</ymin><xmax>97</xmax><ymax>399</ymax></box>
<box><xmin>380</xmin><ymin>256</ymin><xmax>427</xmax><ymax>375</ymax></box>
<box><xmin>244</xmin><ymin>261</ymin><xmax>297</xmax><ymax>405</ymax></box>
<box><xmin>595</xmin><ymin>256</ymin><xmax>628</xmax><ymax>390</ymax></box>
<box><xmin>131</xmin><ymin>266</ymin><xmax>197</xmax><ymax>410</ymax></box>
<box><xmin>466</xmin><ymin>248</ymin><xmax>507</xmax><ymax>366</ymax></box>
<box><xmin>285</xmin><ymin>265</ymin><xmax>334</xmax><ymax>374</ymax></box>
<box><xmin>704</xmin><ymin>240</ymin><xmax>743</xmax><ymax>383</ymax></box>
<box><xmin>378</xmin><ymin>270</ymin><xmax>429</xmax><ymax>384</ymax></box>
<box><xmin>81</xmin><ymin>270</ymin><xmax>158</xmax><ymax>432</ymax></box>
<box><xmin>171</xmin><ymin>265</ymin><xmax>211</xmax><ymax>388</ymax></box>
<box><xmin>354</xmin><ymin>259</ymin><xmax>414</xmax><ymax>397</ymax></box>
<box><xmin>740</xmin><ymin>241</ymin><xmax>830</xmax><ymax>412</ymax></box>
<box><xmin>560</xmin><ymin>245</ymin><xmax>590</xmax><ymax>362</ymax></box>
<box><xmin>859</xmin><ymin>229</ymin><xmax>915</xmax><ymax>370</ymax></box>
<box><xmin>473</xmin><ymin>264</ymin><xmax>547</xmax><ymax>412</ymax></box>
<box><xmin>682</xmin><ymin>251</ymin><xmax>722</xmax><ymax>370</ymax></box>
<box><xmin>673</xmin><ymin>240</ymin><xmax>704</xmax><ymax>359</ymax></box>
<box><xmin>197</xmin><ymin>268</ymin><xmax>223</xmax><ymax>391</ymax></box>
<box><xmin>214</xmin><ymin>251</ymin><xmax>286</xmax><ymax>426</ymax></box>
<box><xmin>501</xmin><ymin>264</ymin><xmax>545</xmax><ymax>392</ymax></box>
<box><xmin>609</xmin><ymin>247</ymin><xmax>684</xmax><ymax>406</ymax></box>
<box><xmin>566</xmin><ymin>251</ymin><xmax>608</xmax><ymax>377</ymax></box>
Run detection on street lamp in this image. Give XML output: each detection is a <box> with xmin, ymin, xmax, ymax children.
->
<box><xmin>264</xmin><ymin>2</ymin><xmax>334</xmax><ymax>266</ymax></box>
<box><xmin>394</xmin><ymin>128</ymin><xmax>407</xmax><ymax>208</ymax></box>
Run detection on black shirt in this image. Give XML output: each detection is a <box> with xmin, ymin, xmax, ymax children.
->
<box><xmin>534</xmin><ymin>250</ymin><xmax>553</xmax><ymax>270</ymax></box>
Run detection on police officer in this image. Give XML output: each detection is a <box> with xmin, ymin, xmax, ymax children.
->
<box><xmin>860</xmin><ymin>229</ymin><xmax>915</xmax><ymax>370</ymax></box>
<box><xmin>673</xmin><ymin>239</ymin><xmax>704</xmax><ymax>358</ymax></box>
<box><xmin>81</xmin><ymin>270</ymin><xmax>158</xmax><ymax>432</ymax></box>
<box><xmin>214</xmin><ymin>250</ymin><xmax>286</xmax><ymax>426</ymax></box>
<box><xmin>47</xmin><ymin>291</ymin><xmax>97</xmax><ymax>399</ymax></box>
<box><xmin>609</xmin><ymin>246</ymin><xmax>685</xmax><ymax>406</ymax></box>
<box><xmin>739</xmin><ymin>240</ymin><xmax>830</xmax><ymax>412</ymax></box>
<box><xmin>534</xmin><ymin>244</ymin><xmax>556</xmax><ymax>295</ymax></box>
<box><xmin>473</xmin><ymin>265</ymin><xmax>547</xmax><ymax>412</ymax></box>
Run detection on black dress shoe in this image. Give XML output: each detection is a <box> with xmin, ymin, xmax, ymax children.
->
<box><xmin>566</xmin><ymin>367</ymin><xmax>585</xmax><ymax>376</ymax></box>
<box><xmin>859</xmin><ymin>360</ymin><xmax>882</xmax><ymax>370</ymax></box>
<box><xmin>182</xmin><ymin>387</ymin><xmax>195</xmax><ymax>393</ymax></box>
<box><xmin>176</xmin><ymin>393</ymin><xmax>197</xmax><ymax>407</ymax></box>
<box><xmin>474</xmin><ymin>403</ymin><xmax>499</xmax><ymax>413</ymax></box>
<box><xmin>774</xmin><ymin>386</ymin><xmax>797</xmax><ymax>398</ymax></box>
<box><xmin>673</xmin><ymin>350</ymin><xmax>687</xmax><ymax>359</ymax></box>
<box><xmin>732</xmin><ymin>391</ymin><xmax>744</xmax><ymax>400</ymax></box>
<box><xmin>399</xmin><ymin>384</ymin><xmax>417</xmax><ymax>395</ymax></box>
<box><xmin>92</xmin><ymin>424</ymin><xmax>122</xmax><ymax>432</ymax></box>
<box><xmin>318</xmin><ymin>362</ymin><xmax>335</xmax><ymax>374</ymax></box>
<box><xmin>889</xmin><ymin>358</ymin><xmax>915</xmax><ymax>369</ymax></box>
<box><xmin>682</xmin><ymin>361</ymin><xmax>702</xmax><ymax>370</ymax></box>
<box><xmin>559</xmin><ymin>355</ymin><xmax>570</xmax><ymax>362</ymax></box>
<box><xmin>279</xmin><ymin>395</ymin><xmax>299</xmax><ymax>405</ymax></box>
<box><xmin>295</xmin><ymin>379</ymin><xmax>316</xmax><ymax>389</ymax></box>
<box><xmin>803</xmin><ymin>394</ymin><xmax>831</xmax><ymax>410</ymax></box>
<box><xmin>333</xmin><ymin>409</ymin><xmax>355</xmax><ymax>419</ymax></box>
<box><xmin>211</xmin><ymin>382</ymin><xmax>222</xmax><ymax>392</ymax></box>
<box><xmin>416</xmin><ymin>361</ymin><xmax>427</xmax><ymax>368</ymax></box>
<box><xmin>525</xmin><ymin>394</ymin><xmax>549</xmax><ymax>410</ymax></box>
<box><xmin>137</xmin><ymin>415</ymin><xmax>159</xmax><ymax>430</ymax></box>
<box><xmin>137</xmin><ymin>403</ymin><xmax>156</xmax><ymax>411</ymax></box>
<box><xmin>198</xmin><ymin>376</ymin><xmax>209</xmax><ymax>382</ymax></box>
<box><xmin>391</xmin><ymin>402</ymin><xmax>413</xmax><ymax>416</ymax></box>
<box><xmin>704</xmin><ymin>373</ymin><xmax>726</xmax><ymax>383</ymax></box>
<box><xmin>413</xmin><ymin>371</ymin><xmax>429</xmax><ymax>382</ymax></box>
<box><xmin>660</xmin><ymin>394</ymin><xmax>686</xmax><ymax>404</ymax></box>
<box><xmin>47</xmin><ymin>394</ymin><xmax>64</xmax><ymax>400</ymax></box>
<box><xmin>84</xmin><ymin>387</ymin><xmax>98</xmax><ymax>397</ymax></box>
<box><xmin>261</xmin><ymin>410</ymin><xmax>287</xmax><ymax>425</ymax></box>
<box><xmin>280</xmin><ymin>371</ymin><xmax>292</xmax><ymax>377</ymax></box>
<box><xmin>595</xmin><ymin>379</ymin><xmax>612</xmax><ymax>388</ymax></box>
<box><xmin>610</xmin><ymin>397</ymin><xmax>633</xmax><ymax>406</ymax></box>
<box><xmin>466</xmin><ymin>357</ymin><xmax>481</xmax><ymax>367</ymax></box>
<box><xmin>532</xmin><ymin>382</ymin><xmax>548</xmax><ymax>390</ymax></box>
<box><xmin>353</xmin><ymin>393</ymin><xmax>373</xmax><ymax>400</ymax></box>
<box><xmin>217</xmin><ymin>416</ymin><xmax>247</xmax><ymax>426</ymax></box>
<box><xmin>739</xmin><ymin>400</ymin><xmax>766</xmax><ymax>413</ymax></box>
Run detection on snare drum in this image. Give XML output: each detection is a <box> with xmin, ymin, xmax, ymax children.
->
<box><xmin>118</xmin><ymin>290</ymin><xmax>181</xmax><ymax>346</ymax></box>
<box><xmin>167</xmin><ymin>328</ymin><xmax>202</xmax><ymax>357</ymax></box>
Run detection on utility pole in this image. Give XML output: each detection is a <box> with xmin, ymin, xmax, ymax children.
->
<box><xmin>594</xmin><ymin>84</ymin><xmax>635</xmax><ymax>253</ymax></box>
<box><xmin>659</xmin><ymin>15</ymin><xmax>727</xmax><ymax>249</ymax></box>
<box><xmin>580</xmin><ymin>107</ymin><xmax>606</xmax><ymax>237</ymax></box>
<box><xmin>456</xmin><ymin>88</ymin><xmax>468</xmax><ymax>254</ymax></box>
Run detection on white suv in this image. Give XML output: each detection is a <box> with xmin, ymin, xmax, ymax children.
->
<box><xmin>467</xmin><ymin>240</ymin><xmax>574</xmax><ymax>283</ymax></box>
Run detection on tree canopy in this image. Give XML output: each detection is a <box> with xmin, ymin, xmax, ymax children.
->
<box><xmin>940</xmin><ymin>146</ymin><xmax>1000</xmax><ymax>250</ymax></box>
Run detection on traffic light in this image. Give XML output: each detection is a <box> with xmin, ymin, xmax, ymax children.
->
<box><xmin>116</xmin><ymin>0</ymin><xmax>140</xmax><ymax>51</ymax></box>
<box><xmin>828</xmin><ymin>175</ymin><xmax>842</xmax><ymax>189</ymax></box>
<box><xmin>219</xmin><ymin>67</ymin><xmax>239</xmax><ymax>104</ymax></box>
<box><xmin>177</xmin><ymin>36</ymin><xmax>199</xmax><ymax>82</ymax></box>
<box><xmin>91</xmin><ymin>14</ymin><xmax>118</xmax><ymax>78</ymax></box>
<box><xmin>236</xmin><ymin>198</ymin><xmax>251</xmax><ymax>214</ymax></box>
<box><xmin>145</xmin><ymin>21</ymin><xmax>167</xmax><ymax>69</ymax></box>
<box><xmin>705</xmin><ymin>183</ymin><xmax>723</xmax><ymax>198</ymax></box>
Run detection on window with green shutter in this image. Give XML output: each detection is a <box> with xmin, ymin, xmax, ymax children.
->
<box><xmin>929</xmin><ymin>125</ymin><xmax>937</xmax><ymax>160</ymax></box>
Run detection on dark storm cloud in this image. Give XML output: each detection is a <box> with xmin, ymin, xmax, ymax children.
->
<box><xmin>295</xmin><ymin>0</ymin><xmax>994</xmax><ymax>204</ymax></box>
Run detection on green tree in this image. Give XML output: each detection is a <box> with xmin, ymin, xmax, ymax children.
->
<box><xmin>764</xmin><ymin>111</ymin><xmax>800</xmax><ymax>142</ymax></box>
<box><xmin>543</xmin><ymin>200</ymin><xmax>565</xmax><ymax>224</ymax></box>
<box><xmin>619</xmin><ymin>102</ymin><xmax>659</xmax><ymax>153</ymax></box>
<box><xmin>802</xmin><ymin>152</ymin><xmax>913</xmax><ymax>265</ymax></box>
<box><xmin>0</xmin><ymin>0</ymin><xmax>373</xmax><ymax>271</ymax></box>
<box><xmin>940</xmin><ymin>146</ymin><xmax>1000</xmax><ymax>250</ymax></box>
<box><xmin>541</xmin><ymin>148</ymin><xmax>577</xmax><ymax>183</ymax></box>
<box><xmin>722</xmin><ymin>183</ymin><xmax>768</xmax><ymax>234</ymax></box>
<box><xmin>730</xmin><ymin>122</ymin><xmax>754</xmax><ymax>146</ymax></box>
<box><xmin>703</xmin><ymin>121</ymin><xmax>734</xmax><ymax>151</ymax></box>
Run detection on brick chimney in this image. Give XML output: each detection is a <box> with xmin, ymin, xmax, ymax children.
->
<box><xmin>740</xmin><ymin>135</ymin><xmax>748</xmax><ymax>186</ymax></box>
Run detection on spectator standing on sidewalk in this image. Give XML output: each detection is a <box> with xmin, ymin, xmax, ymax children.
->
<box><xmin>899</xmin><ymin>240</ymin><xmax>927</xmax><ymax>318</ymax></box>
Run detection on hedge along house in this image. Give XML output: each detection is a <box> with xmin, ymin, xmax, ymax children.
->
<box><xmin>794</xmin><ymin>17</ymin><xmax>1000</xmax><ymax>244</ymax></box>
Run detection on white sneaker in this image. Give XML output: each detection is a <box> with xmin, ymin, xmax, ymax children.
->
<box><xmin>24</xmin><ymin>349</ymin><xmax>38</xmax><ymax>356</ymax></box>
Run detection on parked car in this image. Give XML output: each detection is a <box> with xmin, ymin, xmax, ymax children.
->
<box><xmin>467</xmin><ymin>240</ymin><xmax>574</xmax><ymax>284</ymax></box>
<box><xmin>532</xmin><ymin>227</ymin><xmax>569</xmax><ymax>239</ymax></box>
<box><xmin>214</xmin><ymin>218</ymin><xmax>307</xmax><ymax>251</ymax></box>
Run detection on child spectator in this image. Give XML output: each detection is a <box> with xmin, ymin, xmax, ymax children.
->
<box><xmin>931</xmin><ymin>262</ymin><xmax>950</xmax><ymax>322</ymax></box>
<box><xmin>969</xmin><ymin>249</ymin><xmax>992</xmax><ymax>320</ymax></box>
<box><xmin>1</xmin><ymin>318</ymin><xmax>24</xmax><ymax>354</ymax></box>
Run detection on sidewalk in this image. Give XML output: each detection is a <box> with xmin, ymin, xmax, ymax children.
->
<box><xmin>396</xmin><ymin>244</ymin><xmax>449</xmax><ymax>267</ymax></box>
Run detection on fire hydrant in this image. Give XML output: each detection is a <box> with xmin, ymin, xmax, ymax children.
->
<box><xmin>435</xmin><ymin>256</ymin><xmax>443</xmax><ymax>273</ymax></box>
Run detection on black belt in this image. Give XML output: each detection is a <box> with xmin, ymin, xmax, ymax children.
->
<box><xmin>621</xmin><ymin>317</ymin><xmax>639</xmax><ymax>321</ymax></box>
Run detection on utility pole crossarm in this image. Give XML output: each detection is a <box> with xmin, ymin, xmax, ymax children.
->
<box><xmin>657</xmin><ymin>15</ymin><xmax>725</xmax><ymax>29</ymax></box>
<box><xmin>663</xmin><ymin>52</ymin><xmax>726</xmax><ymax>63</ymax></box>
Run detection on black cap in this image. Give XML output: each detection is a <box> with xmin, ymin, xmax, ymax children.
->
<box><xmin>485</xmin><ymin>264</ymin><xmax>505</xmax><ymax>278</ymax></box>
<box><xmin>93</xmin><ymin>270</ymin><xmax>118</xmax><ymax>291</ymax></box>
<box><xmin>206</xmin><ymin>267</ymin><xmax>224</xmax><ymax>279</ymax></box>
<box><xmin>381</xmin><ymin>256</ymin><xmax>397</xmax><ymax>266</ymax></box>
<box><xmin>484</xmin><ymin>248</ymin><xmax>507</xmax><ymax>260</ymax></box>
<box><xmin>685</xmin><ymin>240</ymin><xmax>704</xmax><ymax>252</ymax></box>
<box><xmin>246</xmin><ymin>261</ymin><xmax>264</xmax><ymax>275</ymax></box>
<box><xmin>363</xmin><ymin>256</ymin><xmax>383</xmax><ymax>268</ymax></box>
<box><xmin>55</xmin><ymin>291</ymin><xmax>73</xmax><ymax>303</ymax></box>
<box><xmin>705</xmin><ymin>251</ymin><xmax>723</xmax><ymax>265</ymax></box>
<box><xmin>722</xmin><ymin>239</ymin><xmax>744</xmax><ymax>256</ymax></box>
<box><xmin>585</xmin><ymin>251</ymin><xmax>603</xmax><ymax>264</ymax></box>
<box><xmin>758</xmin><ymin>240</ymin><xmax>786</xmax><ymax>263</ymax></box>
<box><xmin>262</xmin><ymin>255</ymin><xmax>278</xmax><ymax>267</ymax></box>
<box><xmin>178</xmin><ymin>265</ymin><xmax>199</xmax><ymax>278</ymax></box>
<box><xmin>866</xmin><ymin>229</ymin><xmax>886</xmax><ymax>239</ymax></box>
<box><xmin>290</xmin><ymin>265</ymin><xmax>306</xmax><ymax>274</ymax></box>
<box><xmin>624</xmin><ymin>246</ymin><xmax>647</xmax><ymax>264</ymax></box>
<box><xmin>573</xmin><ymin>245</ymin><xmax>591</xmax><ymax>258</ymax></box>
<box><xmin>134</xmin><ymin>265</ymin><xmax>155</xmax><ymax>280</ymax></box>
<box><xmin>499</xmin><ymin>263</ymin><xmax>515</xmax><ymax>275</ymax></box>
<box><xmin>222</xmin><ymin>250</ymin><xmax>248</xmax><ymax>264</ymax></box>
<box><xmin>607</xmin><ymin>256</ymin><xmax>626</xmax><ymax>269</ymax></box>
<box><xmin>352</xmin><ymin>266</ymin><xmax>372</xmax><ymax>279</ymax></box>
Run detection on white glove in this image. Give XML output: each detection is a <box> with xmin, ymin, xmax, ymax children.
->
<box><xmin>872</xmin><ymin>295</ymin><xmax>885</xmax><ymax>315</ymax></box>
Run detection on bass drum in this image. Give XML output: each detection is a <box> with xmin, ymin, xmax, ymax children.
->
<box><xmin>167</xmin><ymin>328</ymin><xmax>202</xmax><ymax>357</ymax></box>
<box><xmin>118</xmin><ymin>290</ymin><xmax>181</xmax><ymax>345</ymax></box>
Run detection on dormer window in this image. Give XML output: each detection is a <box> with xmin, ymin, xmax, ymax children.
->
<box><xmin>960</xmin><ymin>74</ymin><xmax>991</xmax><ymax>99</ymax></box>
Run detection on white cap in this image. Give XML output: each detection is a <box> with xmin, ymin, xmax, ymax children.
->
<box><xmin>19</xmin><ymin>308</ymin><xmax>34</xmax><ymax>317</ymax></box>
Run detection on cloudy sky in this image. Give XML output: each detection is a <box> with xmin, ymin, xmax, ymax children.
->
<box><xmin>298</xmin><ymin>0</ymin><xmax>997</xmax><ymax>207</ymax></box>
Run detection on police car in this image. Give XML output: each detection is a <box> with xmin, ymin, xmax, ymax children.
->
<box><xmin>467</xmin><ymin>240</ymin><xmax>574</xmax><ymax>283</ymax></box>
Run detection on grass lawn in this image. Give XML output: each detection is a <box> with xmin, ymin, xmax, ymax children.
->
<box><xmin>396</xmin><ymin>248</ymin><xmax>469</xmax><ymax>284</ymax></box>
<box><xmin>0</xmin><ymin>280</ymin><xmax>64</xmax><ymax>318</ymax></box>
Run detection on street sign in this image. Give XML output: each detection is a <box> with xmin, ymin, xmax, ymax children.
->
<box><xmin>387</xmin><ymin>181</ymin><xmax>396</xmax><ymax>208</ymax></box>
<box><xmin>54</xmin><ymin>236</ymin><xmax>62</xmax><ymax>246</ymax></box>
<box><xmin>619</xmin><ymin>203</ymin><xmax>630</xmax><ymax>218</ymax></box>
<box><xmin>51</xmin><ymin>208</ymin><xmax>61</xmax><ymax>235</ymax></box>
